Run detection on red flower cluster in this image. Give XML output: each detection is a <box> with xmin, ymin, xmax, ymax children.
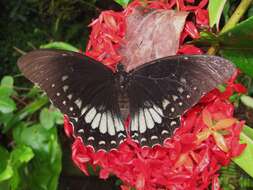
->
<box><xmin>64</xmin><ymin>0</ymin><xmax>247</xmax><ymax>189</ymax></box>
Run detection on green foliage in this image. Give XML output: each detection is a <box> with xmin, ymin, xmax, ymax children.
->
<box><xmin>233</xmin><ymin>125</ymin><xmax>253</xmax><ymax>178</ymax></box>
<box><xmin>220</xmin><ymin>162</ymin><xmax>253</xmax><ymax>190</ymax></box>
<box><xmin>196</xmin><ymin>16</ymin><xmax>253</xmax><ymax>78</ymax></box>
<box><xmin>0</xmin><ymin>76</ymin><xmax>16</xmax><ymax>114</ymax></box>
<box><xmin>0</xmin><ymin>0</ymin><xmax>98</xmax><ymax>76</ymax></box>
<box><xmin>241</xmin><ymin>95</ymin><xmax>253</xmax><ymax>109</ymax></box>
<box><xmin>114</xmin><ymin>0</ymin><xmax>131</xmax><ymax>7</ymax></box>
<box><xmin>40</xmin><ymin>42</ymin><xmax>79</xmax><ymax>52</ymax></box>
<box><xmin>0</xmin><ymin>75</ymin><xmax>63</xmax><ymax>190</ymax></box>
<box><xmin>208</xmin><ymin>0</ymin><xmax>228</xmax><ymax>28</ymax></box>
<box><xmin>218</xmin><ymin>16</ymin><xmax>253</xmax><ymax>78</ymax></box>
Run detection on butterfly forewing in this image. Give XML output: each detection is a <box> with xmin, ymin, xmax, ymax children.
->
<box><xmin>128</xmin><ymin>55</ymin><xmax>236</xmax><ymax>146</ymax></box>
<box><xmin>18</xmin><ymin>49</ymin><xmax>127</xmax><ymax>151</ymax></box>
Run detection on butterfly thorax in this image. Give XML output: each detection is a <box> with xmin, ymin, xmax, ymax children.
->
<box><xmin>115</xmin><ymin>64</ymin><xmax>130</xmax><ymax>120</ymax></box>
<box><xmin>115</xmin><ymin>63</ymin><xmax>130</xmax><ymax>91</ymax></box>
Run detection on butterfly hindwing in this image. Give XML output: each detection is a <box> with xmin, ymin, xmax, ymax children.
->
<box><xmin>128</xmin><ymin>55</ymin><xmax>236</xmax><ymax>146</ymax></box>
<box><xmin>18</xmin><ymin>49</ymin><xmax>127</xmax><ymax>151</ymax></box>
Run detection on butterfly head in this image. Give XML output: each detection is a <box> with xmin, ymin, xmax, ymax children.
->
<box><xmin>115</xmin><ymin>64</ymin><xmax>129</xmax><ymax>91</ymax></box>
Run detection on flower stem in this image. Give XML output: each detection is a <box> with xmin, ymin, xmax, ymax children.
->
<box><xmin>207</xmin><ymin>0</ymin><xmax>253</xmax><ymax>55</ymax></box>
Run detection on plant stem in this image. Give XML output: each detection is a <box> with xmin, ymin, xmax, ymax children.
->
<box><xmin>207</xmin><ymin>0</ymin><xmax>253</xmax><ymax>55</ymax></box>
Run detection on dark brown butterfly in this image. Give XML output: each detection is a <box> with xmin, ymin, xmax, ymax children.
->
<box><xmin>18</xmin><ymin>49</ymin><xmax>235</xmax><ymax>151</ymax></box>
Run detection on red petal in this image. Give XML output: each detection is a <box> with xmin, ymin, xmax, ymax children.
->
<box><xmin>63</xmin><ymin>115</ymin><xmax>73</xmax><ymax>137</ymax></box>
<box><xmin>177</xmin><ymin>45</ymin><xmax>203</xmax><ymax>54</ymax></box>
<box><xmin>99</xmin><ymin>168</ymin><xmax>110</xmax><ymax>179</ymax></box>
<box><xmin>212</xmin><ymin>175</ymin><xmax>220</xmax><ymax>190</ymax></box>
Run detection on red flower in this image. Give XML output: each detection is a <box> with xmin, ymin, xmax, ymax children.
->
<box><xmin>63</xmin><ymin>0</ymin><xmax>247</xmax><ymax>189</ymax></box>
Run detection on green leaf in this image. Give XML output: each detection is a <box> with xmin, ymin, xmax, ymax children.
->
<box><xmin>0</xmin><ymin>165</ymin><xmax>13</xmax><ymax>182</ymax></box>
<box><xmin>196</xmin><ymin>16</ymin><xmax>253</xmax><ymax>48</ymax></box>
<box><xmin>0</xmin><ymin>113</ymin><xmax>14</xmax><ymax>131</ymax></box>
<box><xmin>52</xmin><ymin>110</ymin><xmax>63</xmax><ymax>125</ymax></box>
<box><xmin>221</xmin><ymin>50</ymin><xmax>253</xmax><ymax>78</ymax></box>
<box><xmin>8</xmin><ymin>145</ymin><xmax>34</xmax><ymax>190</ymax></box>
<box><xmin>40</xmin><ymin>108</ymin><xmax>54</xmax><ymax>130</ymax></box>
<box><xmin>0</xmin><ymin>146</ymin><xmax>9</xmax><ymax>173</ymax></box>
<box><xmin>13</xmin><ymin>124</ymin><xmax>62</xmax><ymax>190</ymax></box>
<box><xmin>218</xmin><ymin>16</ymin><xmax>253</xmax><ymax>78</ymax></box>
<box><xmin>114</xmin><ymin>0</ymin><xmax>131</xmax><ymax>7</ymax></box>
<box><xmin>233</xmin><ymin>125</ymin><xmax>253</xmax><ymax>178</ymax></box>
<box><xmin>0</xmin><ymin>96</ymin><xmax>16</xmax><ymax>114</ymax></box>
<box><xmin>40</xmin><ymin>41</ymin><xmax>79</xmax><ymax>52</ymax></box>
<box><xmin>10</xmin><ymin>145</ymin><xmax>34</xmax><ymax>166</ymax></box>
<box><xmin>25</xmin><ymin>86</ymin><xmax>41</xmax><ymax>98</ymax></box>
<box><xmin>2</xmin><ymin>96</ymin><xmax>48</xmax><ymax>133</ymax></box>
<box><xmin>13</xmin><ymin>124</ymin><xmax>51</xmax><ymax>155</ymax></box>
<box><xmin>17</xmin><ymin>96</ymin><xmax>48</xmax><ymax>121</ymax></box>
<box><xmin>1</xmin><ymin>76</ymin><xmax>14</xmax><ymax>87</ymax></box>
<box><xmin>241</xmin><ymin>95</ymin><xmax>253</xmax><ymax>109</ymax></box>
<box><xmin>0</xmin><ymin>76</ymin><xmax>14</xmax><ymax>97</ymax></box>
<box><xmin>208</xmin><ymin>0</ymin><xmax>227</xmax><ymax>27</ymax></box>
<box><xmin>218</xmin><ymin>16</ymin><xmax>253</xmax><ymax>48</ymax></box>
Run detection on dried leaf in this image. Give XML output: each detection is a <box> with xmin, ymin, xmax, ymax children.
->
<box><xmin>212</xmin><ymin>118</ymin><xmax>237</xmax><ymax>130</ymax></box>
<box><xmin>119</xmin><ymin>8</ymin><xmax>188</xmax><ymax>72</ymax></box>
<box><xmin>202</xmin><ymin>109</ymin><xmax>213</xmax><ymax>127</ymax></box>
<box><xmin>212</xmin><ymin>131</ymin><xmax>229</xmax><ymax>152</ymax></box>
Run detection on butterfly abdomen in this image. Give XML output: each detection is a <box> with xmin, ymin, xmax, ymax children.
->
<box><xmin>114</xmin><ymin>70</ymin><xmax>131</xmax><ymax>121</ymax></box>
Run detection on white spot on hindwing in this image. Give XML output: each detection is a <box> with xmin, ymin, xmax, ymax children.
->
<box><xmin>118</xmin><ymin>133</ymin><xmax>125</xmax><ymax>138</ymax></box>
<box><xmin>180</xmin><ymin>77</ymin><xmax>186</xmax><ymax>83</ymax></box>
<box><xmin>81</xmin><ymin>106</ymin><xmax>89</xmax><ymax>115</ymax></box>
<box><xmin>144</xmin><ymin>108</ymin><xmax>154</xmax><ymax>129</ymax></box>
<box><xmin>78</xmin><ymin>129</ymin><xmax>84</xmax><ymax>133</ymax></box>
<box><xmin>56</xmin><ymin>92</ymin><xmax>60</xmax><ymax>96</ymax></box>
<box><xmin>162</xmin><ymin>99</ymin><xmax>170</xmax><ymax>109</ymax></box>
<box><xmin>141</xmin><ymin>138</ymin><xmax>147</xmax><ymax>142</ymax></box>
<box><xmin>63</xmin><ymin>85</ymin><xmax>69</xmax><ymax>92</ymax></box>
<box><xmin>161</xmin><ymin>130</ymin><xmax>169</xmax><ymax>135</ymax></box>
<box><xmin>149</xmin><ymin>108</ymin><xmax>162</xmax><ymax>124</ymax></box>
<box><xmin>172</xmin><ymin>95</ymin><xmax>178</xmax><ymax>101</ymax></box>
<box><xmin>62</xmin><ymin>75</ymin><xmax>68</xmax><ymax>81</ymax></box>
<box><xmin>139</xmin><ymin>109</ymin><xmax>146</xmax><ymax>133</ymax></box>
<box><xmin>177</xmin><ymin>87</ymin><xmax>184</xmax><ymax>93</ymax></box>
<box><xmin>153</xmin><ymin>105</ymin><xmax>164</xmax><ymax>116</ymax></box>
<box><xmin>51</xmin><ymin>84</ymin><xmax>55</xmax><ymax>88</ymax></box>
<box><xmin>69</xmin><ymin>107</ymin><xmax>73</xmax><ymax>111</ymax></box>
<box><xmin>88</xmin><ymin>136</ymin><xmax>95</xmax><ymax>141</ymax></box>
<box><xmin>99</xmin><ymin>113</ymin><xmax>107</xmax><ymax>134</ymax></box>
<box><xmin>131</xmin><ymin>113</ymin><xmax>138</xmax><ymax>131</ymax></box>
<box><xmin>151</xmin><ymin>135</ymin><xmax>158</xmax><ymax>140</ymax></box>
<box><xmin>99</xmin><ymin>141</ymin><xmax>106</xmax><ymax>145</ymax></box>
<box><xmin>132</xmin><ymin>132</ymin><xmax>138</xmax><ymax>138</ymax></box>
<box><xmin>67</xmin><ymin>94</ymin><xmax>73</xmax><ymax>100</ymax></box>
<box><xmin>111</xmin><ymin>140</ymin><xmax>117</xmax><ymax>145</ymax></box>
<box><xmin>107</xmin><ymin>112</ymin><xmax>115</xmax><ymax>136</ymax></box>
<box><xmin>170</xmin><ymin>121</ymin><xmax>177</xmax><ymax>126</ymax></box>
<box><xmin>74</xmin><ymin>98</ymin><xmax>82</xmax><ymax>109</ymax></box>
<box><xmin>114</xmin><ymin>117</ymin><xmax>124</xmax><ymax>132</ymax></box>
<box><xmin>85</xmin><ymin>107</ymin><xmax>96</xmax><ymax>123</ymax></box>
<box><xmin>91</xmin><ymin>113</ymin><xmax>101</xmax><ymax>129</ymax></box>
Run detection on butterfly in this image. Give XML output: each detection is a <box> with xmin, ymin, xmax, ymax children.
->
<box><xmin>17</xmin><ymin>49</ymin><xmax>236</xmax><ymax>151</ymax></box>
